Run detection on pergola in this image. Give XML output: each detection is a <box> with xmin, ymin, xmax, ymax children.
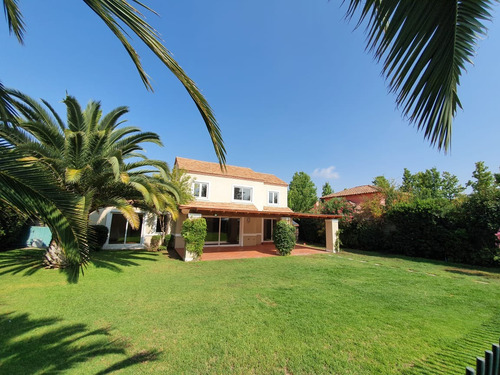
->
<box><xmin>178</xmin><ymin>203</ymin><xmax>341</xmax><ymax>252</ymax></box>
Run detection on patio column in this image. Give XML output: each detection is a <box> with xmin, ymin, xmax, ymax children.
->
<box><xmin>325</xmin><ymin>219</ymin><xmax>339</xmax><ymax>253</ymax></box>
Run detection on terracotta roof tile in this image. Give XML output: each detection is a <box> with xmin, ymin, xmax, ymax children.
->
<box><xmin>322</xmin><ymin>185</ymin><xmax>380</xmax><ymax>199</ymax></box>
<box><xmin>175</xmin><ymin>157</ymin><xmax>288</xmax><ymax>186</ymax></box>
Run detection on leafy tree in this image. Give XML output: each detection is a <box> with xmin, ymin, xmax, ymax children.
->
<box><xmin>372</xmin><ymin>175</ymin><xmax>403</xmax><ymax>210</ymax></box>
<box><xmin>321</xmin><ymin>182</ymin><xmax>333</xmax><ymax>197</ymax></box>
<box><xmin>467</xmin><ymin>161</ymin><xmax>497</xmax><ymax>195</ymax></box>
<box><xmin>401</xmin><ymin>168</ymin><xmax>413</xmax><ymax>193</ymax></box>
<box><xmin>1</xmin><ymin>92</ymin><xmax>182</xmax><ymax>268</ymax></box>
<box><xmin>344</xmin><ymin>0</ymin><xmax>495</xmax><ymax>152</ymax></box>
<box><xmin>1</xmin><ymin>0</ymin><xmax>225</xmax><ymax>164</ymax></box>
<box><xmin>319</xmin><ymin>198</ymin><xmax>354</xmax><ymax>216</ymax></box>
<box><xmin>401</xmin><ymin>168</ymin><xmax>464</xmax><ymax>200</ymax></box>
<box><xmin>288</xmin><ymin>172</ymin><xmax>317</xmax><ymax>213</ymax></box>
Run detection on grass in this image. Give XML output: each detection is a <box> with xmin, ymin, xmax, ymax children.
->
<box><xmin>0</xmin><ymin>248</ymin><xmax>499</xmax><ymax>374</ymax></box>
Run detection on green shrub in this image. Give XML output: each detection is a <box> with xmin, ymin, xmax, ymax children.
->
<box><xmin>89</xmin><ymin>225</ymin><xmax>109</xmax><ymax>251</ymax></box>
<box><xmin>149</xmin><ymin>234</ymin><xmax>163</xmax><ymax>251</ymax></box>
<box><xmin>298</xmin><ymin>218</ymin><xmax>325</xmax><ymax>245</ymax></box>
<box><xmin>0</xmin><ymin>202</ymin><xmax>27</xmax><ymax>249</ymax></box>
<box><xmin>273</xmin><ymin>220</ymin><xmax>296</xmax><ymax>256</ymax></box>
<box><xmin>158</xmin><ymin>245</ymin><xmax>167</xmax><ymax>251</ymax></box>
<box><xmin>341</xmin><ymin>194</ymin><xmax>500</xmax><ymax>267</ymax></box>
<box><xmin>181</xmin><ymin>218</ymin><xmax>207</xmax><ymax>259</ymax></box>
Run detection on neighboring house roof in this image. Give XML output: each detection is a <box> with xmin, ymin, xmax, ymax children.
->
<box><xmin>321</xmin><ymin>185</ymin><xmax>380</xmax><ymax>199</ymax></box>
<box><xmin>175</xmin><ymin>157</ymin><xmax>288</xmax><ymax>186</ymax></box>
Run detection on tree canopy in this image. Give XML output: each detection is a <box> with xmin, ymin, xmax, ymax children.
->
<box><xmin>400</xmin><ymin>167</ymin><xmax>464</xmax><ymax>200</ymax></box>
<box><xmin>288</xmin><ymin>172</ymin><xmax>317</xmax><ymax>213</ymax></box>
<box><xmin>321</xmin><ymin>182</ymin><xmax>333</xmax><ymax>197</ymax></box>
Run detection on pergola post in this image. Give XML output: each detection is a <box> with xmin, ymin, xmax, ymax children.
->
<box><xmin>325</xmin><ymin>219</ymin><xmax>339</xmax><ymax>253</ymax></box>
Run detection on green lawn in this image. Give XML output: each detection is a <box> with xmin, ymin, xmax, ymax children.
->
<box><xmin>0</xmin><ymin>249</ymin><xmax>499</xmax><ymax>374</ymax></box>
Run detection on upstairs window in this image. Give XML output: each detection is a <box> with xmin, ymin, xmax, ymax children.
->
<box><xmin>268</xmin><ymin>191</ymin><xmax>279</xmax><ymax>205</ymax></box>
<box><xmin>193</xmin><ymin>182</ymin><xmax>208</xmax><ymax>199</ymax></box>
<box><xmin>233</xmin><ymin>186</ymin><xmax>252</xmax><ymax>202</ymax></box>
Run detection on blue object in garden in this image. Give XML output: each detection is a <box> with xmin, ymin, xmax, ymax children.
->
<box><xmin>25</xmin><ymin>226</ymin><xmax>52</xmax><ymax>248</ymax></box>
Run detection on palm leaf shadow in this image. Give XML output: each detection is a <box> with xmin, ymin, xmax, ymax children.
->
<box><xmin>0</xmin><ymin>312</ymin><xmax>160</xmax><ymax>373</ymax></box>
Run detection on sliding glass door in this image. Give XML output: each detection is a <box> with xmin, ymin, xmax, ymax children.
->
<box><xmin>108</xmin><ymin>213</ymin><xmax>143</xmax><ymax>244</ymax></box>
<box><xmin>204</xmin><ymin>217</ymin><xmax>240</xmax><ymax>245</ymax></box>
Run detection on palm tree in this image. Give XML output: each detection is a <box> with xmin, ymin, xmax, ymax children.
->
<box><xmin>1</xmin><ymin>91</ymin><xmax>182</xmax><ymax>267</ymax></box>
<box><xmin>344</xmin><ymin>0</ymin><xmax>496</xmax><ymax>151</ymax></box>
<box><xmin>2</xmin><ymin>0</ymin><xmax>225</xmax><ymax>165</ymax></box>
<box><xmin>0</xmin><ymin>139</ymin><xmax>89</xmax><ymax>279</ymax></box>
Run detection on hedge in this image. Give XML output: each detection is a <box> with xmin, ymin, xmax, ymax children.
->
<box><xmin>340</xmin><ymin>196</ymin><xmax>500</xmax><ymax>267</ymax></box>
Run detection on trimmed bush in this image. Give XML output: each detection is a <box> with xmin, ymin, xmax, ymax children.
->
<box><xmin>181</xmin><ymin>218</ymin><xmax>207</xmax><ymax>259</ymax></box>
<box><xmin>273</xmin><ymin>220</ymin><xmax>296</xmax><ymax>256</ymax></box>
<box><xmin>89</xmin><ymin>225</ymin><xmax>109</xmax><ymax>251</ymax></box>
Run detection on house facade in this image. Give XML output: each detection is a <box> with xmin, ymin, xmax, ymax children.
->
<box><xmin>173</xmin><ymin>157</ymin><xmax>297</xmax><ymax>260</ymax></box>
<box><xmin>88</xmin><ymin>157</ymin><xmax>340</xmax><ymax>256</ymax></box>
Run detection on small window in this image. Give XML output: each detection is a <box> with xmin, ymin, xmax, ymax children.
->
<box><xmin>233</xmin><ymin>186</ymin><xmax>252</xmax><ymax>202</ymax></box>
<box><xmin>193</xmin><ymin>182</ymin><xmax>208</xmax><ymax>198</ymax></box>
<box><xmin>268</xmin><ymin>191</ymin><xmax>279</xmax><ymax>205</ymax></box>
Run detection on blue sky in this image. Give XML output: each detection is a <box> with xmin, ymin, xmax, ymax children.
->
<box><xmin>1</xmin><ymin>1</ymin><xmax>499</xmax><ymax>194</ymax></box>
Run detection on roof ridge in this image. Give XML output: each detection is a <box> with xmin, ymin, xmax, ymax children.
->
<box><xmin>175</xmin><ymin>157</ymin><xmax>288</xmax><ymax>186</ymax></box>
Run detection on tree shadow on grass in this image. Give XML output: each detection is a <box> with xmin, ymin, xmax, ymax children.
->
<box><xmin>0</xmin><ymin>249</ymin><xmax>161</xmax><ymax>279</ymax></box>
<box><xmin>0</xmin><ymin>311</ymin><xmax>159</xmax><ymax>374</ymax></box>
<box><xmin>0</xmin><ymin>248</ymin><xmax>45</xmax><ymax>277</ymax></box>
<box><xmin>89</xmin><ymin>250</ymin><xmax>160</xmax><ymax>272</ymax></box>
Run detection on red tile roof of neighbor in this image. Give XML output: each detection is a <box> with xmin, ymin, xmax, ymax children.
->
<box><xmin>322</xmin><ymin>185</ymin><xmax>381</xmax><ymax>199</ymax></box>
<box><xmin>175</xmin><ymin>157</ymin><xmax>288</xmax><ymax>186</ymax></box>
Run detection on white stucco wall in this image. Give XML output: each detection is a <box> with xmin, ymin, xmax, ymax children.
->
<box><xmin>188</xmin><ymin>172</ymin><xmax>288</xmax><ymax>211</ymax></box>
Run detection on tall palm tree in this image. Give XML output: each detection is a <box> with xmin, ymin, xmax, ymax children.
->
<box><xmin>2</xmin><ymin>0</ymin><xmax>225</xmax><ymax>165</ymax></box>
<box><xmin>0</xmin><ymin>139</ymin><xmax>89</xmax><ymax>279</ymax></box>
<box><xmin>344</xmin><ymin>0</ymin><xmax>496</xmax><ymax>151</ymax></box>
<box><xmin>1</xmin><ymin>91</ymin><xmax>182</xmax><ymax>267</ymax></box>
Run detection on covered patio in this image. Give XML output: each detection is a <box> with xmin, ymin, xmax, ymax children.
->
<box><xmin>175</xmin><ymin>202</ymin><xmax>341</xmax><ymax>261</ymax></box>
<box><xmin>201</xmin><ymin>243</ymin><xmax>327</xmax><ymax>261</ymax></box>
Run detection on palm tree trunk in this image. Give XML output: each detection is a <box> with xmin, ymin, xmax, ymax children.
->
<box><xmin>43</xmin><ymin>240</ymin><xmax>69</xmax><ymax>269</ymax></box>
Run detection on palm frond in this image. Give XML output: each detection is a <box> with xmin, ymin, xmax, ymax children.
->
<box><xmin>344</xmin><ymin>0</ymin><xmax>495</xmax><ymax>151</ymax></box>
<box><xmin>3</xmin><ymin>0</ymin><xmax>25</xmax><ymax>43</ymax></box>
<box><xmin>63</xmin><ymin>95</ymin><xmax>86</xmax><ymax>133</ymax></box>
<box><xmin>82</xmin><ymin>0</ymin><xmax>226</xmax><ymax>166</ymax></box>
<box><xmin>0</xmin><ymin>139</ymin><xmax>88</xmax><ymax>275</ymax></box>
<box><xmin>0</xmin><ymin>81</ymin><xmax>17</xmax><ymax>122</ymax></box>
<box><xmin>113</xmin><ymin>131</ymin><xmax>163</xmax><ymax>155</ymax></box>
<box><xmin>98</xmin><ymin>106</ymin><xmax>129</xmax><ymax>132</ymax></box>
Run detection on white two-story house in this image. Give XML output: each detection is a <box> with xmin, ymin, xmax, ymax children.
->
<box><xmin>173</xmin><ymin>157</ymin><xmax>296</xmax><ymax>259</ymax></box>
